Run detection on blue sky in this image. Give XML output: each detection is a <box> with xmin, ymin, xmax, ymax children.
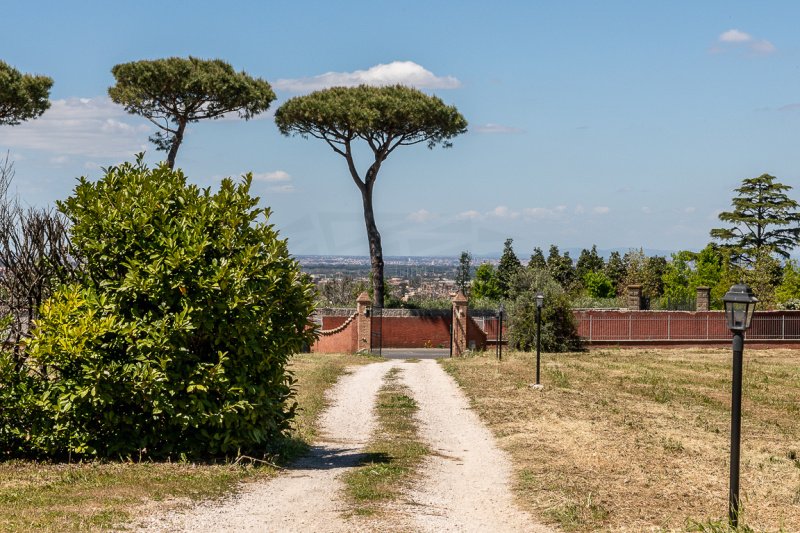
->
<box><xmin>2</xmin><ymin>1</ymin><xmax>799</xmax><ymax>257</ymax></box>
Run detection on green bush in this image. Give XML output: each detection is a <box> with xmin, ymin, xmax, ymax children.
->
<box><xmin>570</xmin><ymin>295</ymin><xmax>621</xmax><ymax>309</ymax></box>
<box><xmin>775</xmin><ymin>259</ymin><xmax>800</xmax><ymax>305</ymax></box>
<box><xmin>583</xmin><ymin>271</ymin><xmax>615</xmax><ymax>298</ymax></box>
<box><xmin>471</xmin><ymin>263</ymin><xmax>502</xmax><ymax>300</ymax></box>
<box><xmin>3</xmin><ymin>159</ymin><xmax>315</xmax><ymax>459</ymax></box>
<box><xmin>507</xmin><ymin>268</ymin><xmax>582</xmax><ymax>352</ymax></box>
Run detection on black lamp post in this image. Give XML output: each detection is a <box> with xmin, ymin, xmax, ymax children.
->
<box><xmin>722</xmin><ymin>283</ymin><xmax>757</xmax><ymax>528</ymax></box>
<box><xmin>497</xmin><ymin>304</ymin><xmax>505</xmax><ymax>361</ymax></box>
<box><xmin>535</xmin><ymin>292</ymin><xmax>544</xmax><ymax>385</ymax></box>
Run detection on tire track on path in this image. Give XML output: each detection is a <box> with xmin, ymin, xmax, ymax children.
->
<box><xmin>398</xmin><ymin>359</ymin><xmax>553</xmax><ymax>533</ymax></box>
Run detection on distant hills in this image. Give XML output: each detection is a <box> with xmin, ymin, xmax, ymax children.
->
<box><xmin>297</xmin><ymin>247</ymin><xmax>682</xmax><ymax>265</ymax></box>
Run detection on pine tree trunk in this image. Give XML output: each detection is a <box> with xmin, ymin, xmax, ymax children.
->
<box><xmin>361</xmin><ymin>186</ymin><xmax>384</xmax><ymax>308</ymax></box>
<box><xmin>166</xmin><ymin>121</ymin><xmax>186</xmax><ymax>169</ymax></box>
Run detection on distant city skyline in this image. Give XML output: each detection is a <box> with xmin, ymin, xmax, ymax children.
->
<box><xmin>2</xmin><ymin>1</ymin><xmax>799</xmax><ymax>257</ymax></box>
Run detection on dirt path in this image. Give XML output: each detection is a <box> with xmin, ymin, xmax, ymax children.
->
<box><xmin>397</xmin><ymin>359</ymin><xmax>552</xmax><ymax>533</ymax></box>
<box><xmin>135</xmin><ymin>359</ymin><xmax>552</xmax><ymax>532</ymax></box>
<box><xmin>136</xmin><ymin>360</ymin><xmax>397</xmax><ymax>532</ymax></box>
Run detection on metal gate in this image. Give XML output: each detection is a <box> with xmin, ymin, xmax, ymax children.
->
<box><xmin>370</xmin><ymin>306</ymin><xmax>383</xmax><ymax>356</ymax></box>
<box><xmin>449</xmin><ymin>308</ymin><xmax>454</xmax><ymax>357</ymax></box>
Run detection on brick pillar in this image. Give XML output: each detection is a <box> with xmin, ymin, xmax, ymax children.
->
<box><xmin>696</xmin><ymin>286</ymin><xmax>711</xmax><ymax>311</ymax></box>
<box><xmin>356</xmin><ymin>292</ymin><xmax>371</xmax><ymax>352</ymax></box>
<box><xmin>626</xmin><ymin>285</ymin><xmax>642</xmax><ymax>311</ymax></box>
<box><xmin>451</xmin><ymin>291</ymin><xmax>469</xmax><ymax>357</ymax></box>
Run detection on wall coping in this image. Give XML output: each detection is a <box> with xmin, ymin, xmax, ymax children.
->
<box><xmin>573</xmin><ymin>309</ymin><xmax>800</xmax><ymax>315</ymax></box>
<box><xmin>315</xmin><ymin>307</ymin><xmax>506</xmax><ymax>318</ymax></box>
<box><xmin>314</xmin><ymin>308</ymin><xmax>357</xmax><ymax>317</ymax></box>
<box><xmin>317</xmin><ymin>307</ymin><xmax>453</xmax><ymax>318</ymax></box>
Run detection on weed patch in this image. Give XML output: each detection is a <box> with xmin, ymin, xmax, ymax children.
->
<box><xmin>344</xmin><ymin>366</ymin><xmax>428</xmax><ymax>517</ymax></box>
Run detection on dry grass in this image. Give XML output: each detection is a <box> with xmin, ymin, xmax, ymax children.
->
<box><xmin>441</xmin><ymin>348</ymin><xmax>800</xmax><ymax>532</ymax></box>
<box><xmin>0</xmin><ymin>352</ymin><xmax>377</xmax><ymax>532</ymax></box>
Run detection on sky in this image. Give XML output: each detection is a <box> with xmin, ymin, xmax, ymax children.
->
<box><xmin>2</xmin><ymin>1</ymin><xmax>799</xmax><ymax>258</ymax></box>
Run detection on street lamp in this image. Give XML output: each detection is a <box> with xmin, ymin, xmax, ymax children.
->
<box><xmin>535</xmin><ymin>292</ymin><xmax>544</xmax><ymax>386</ymax></box>
<box><xmin>497</xmin><ymin>304</ymin><xmax>505</xmax><ymax>361</ymax></box>
<box><xmin>722</xmin><ymin>283</ymin><xmax>758</xmax><ymax>528</ymax></box>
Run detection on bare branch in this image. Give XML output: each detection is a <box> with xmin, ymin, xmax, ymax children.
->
<box><xmin>0</xmin><ymin>153</ymin><xmax>75</xmax><ymax>359</ymax></box>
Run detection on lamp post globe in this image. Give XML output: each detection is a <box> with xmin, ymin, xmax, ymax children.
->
<box><xmin>722</xmin><ymin>283</ymin><xmax>757</xmax><ymax>528</ymax></box>
<box><xmin>723</xmin><ymin>283</ymin><xmax>757</xmax><ymax>331</ymax></box>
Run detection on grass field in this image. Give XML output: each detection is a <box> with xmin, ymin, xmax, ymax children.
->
<box><xmin>441</xmin><ymin>348</ymin><xmax>800</xmax><ymax>532</ymax></box>
<box><xmin>0</xmin><ymin>352</ymin><xmax>376</xmax><ymax>532</ymax></box>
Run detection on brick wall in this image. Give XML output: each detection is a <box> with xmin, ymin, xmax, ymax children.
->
<box><xmin>467</xmin><ymin>316</ymin><xmax>488</xmax><ymax>349</ymax></box>
<box><xmin>310</xmin><ymin>308</ymin><xmax>492</xmax><ymax>352</ymax></box>
<box><xmin>381</xmin><ymin>316</ymin><xmax>452</xmax><ymax>348</ymax></box>
<box><xmin>311</xmin><ymin>313</ymin><xmax>358</xmax><ymax>353</ymax></box>
<box><xmin>574</xmin><ymin>309</ymin><xmax>800</xmax><ymax>345</ymax></box>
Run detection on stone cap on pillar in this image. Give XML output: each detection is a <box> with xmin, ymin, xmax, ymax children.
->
<box><xmin>356</xmin><ymin>292</ymin><xmax>371</xmax><ymax>305</ymax></box>
<box><xmin>452</xmin><ymin>291</ymin><xmax>468</xmax><ymax>305</ymax></box>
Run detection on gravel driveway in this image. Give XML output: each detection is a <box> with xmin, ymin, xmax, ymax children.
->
<box><xmin>135</xmin><ymin>359</ymin><xmax>552</xmax><ymax>532</ymax></box>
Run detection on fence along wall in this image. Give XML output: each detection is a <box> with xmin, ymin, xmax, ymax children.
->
<box><xmin>575</xmin><ymin>309</ymin><xmax>800</xmax><ymax>344</ymax></box>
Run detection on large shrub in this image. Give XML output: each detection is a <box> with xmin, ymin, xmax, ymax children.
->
<box><xmin>583</xmin><ymin>270</ymin><xmax>615</xmax><ymax>298</ymax></box>
<box><xmin>507</xmin><ymin>268</ymin><xmax>582</xmax><ymax>352</ymax></box>
<box><xmin>4</xmin><ymin>159</ymin><xmax>315</xmax><ymax>459</ymax></box>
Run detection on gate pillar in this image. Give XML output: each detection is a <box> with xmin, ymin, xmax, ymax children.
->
<box><xmin>356</xmin><ymin>292</ymin><xmax>371</xmax><ymax>352</ymax></box>
<box><xmin>626</xmin><ymin>285</ymin><xmax>643</xmax><ymax>311</ymax></box>
<box><xmin>451</xmin><ymin>291</ymin><xmax>469</xmax><ymax>357</ymax></box>
<box><xmin>696</xmin><ymin>286</ymin><xmax>711</xmax><ymax>311</ymax></box>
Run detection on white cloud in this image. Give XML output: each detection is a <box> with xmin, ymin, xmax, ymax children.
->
<box><xmin>719</xmin><ymin>29</ymin><xmax>752</xmax><ymax>43</ymax></box>
<box><xmin>715</xmin><ymin>29</ymin><xmax>776</xmax><ymax>55</ymax></box>
<box><xmin>574</xmin><ymin>205</ymin><xmax>586</xmax><ymax>215</ymax></box>
<box><xmin>641</xmin><ymin>206</ymin><xmax>652</xmax><ymax>214</ymax></box>
<box><xmin>252</xmin><ymin>170</ymin><xmax>292</xmax><ymax>182</ymax></box>
<box><xmin>456</xmin><ymin>209</ymin><xmax>483</xmax><ymax>221</ymax></box>
<box><xmin>0</xmin><ymin>96</ymin><xmax>150</xmax><ymax>158</ymax></box>
<box><xmin>488</xmin><ymin>205</ymin><xmax>520</xmax><ymax>219</ymax></box>
<box><xmin>522</xmin><ymin>205</ymin><xmax>567</xmax><ymax>220</ymax></box>
<box><xmin>751</xmin><ymin>39</ymin><xmax>776</xmax><ymax>54</ymax></box>
<box><xmin>407</xmin><ymin>209</ymin><xmax>437</xmax><ymax>223</ymax></box>
<box><xmin>242</xmin><ymin>170</ymin><xmax>295</xmax><ymax>193</ymax></box>
<box><xmin>592</xmin><ymin>206</ymin><xmax>610</xmax><ymax>215</ymax></box>
<box><xmin>473</xmin><ymin>123</ymin><xmax>525</xmax><ymax>134</ymax></box>
<box><xmin>274</xmin><ymin>61</ymin><xmax>461</xmax><ymax>92</ymax></box>
<box><xmin>683</xmin><ymin>206</ymin><xmax>696</xmax><ymax>214</ymax></box>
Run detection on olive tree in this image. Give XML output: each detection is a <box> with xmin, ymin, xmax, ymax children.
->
<box><xmin>109</xmin><ymin>57</ymin><xmax>275</xmax><ymax>168</ymax></box>
<box><xmin>275</xmin><ymin>84</ymin><xmax>467</xmax><ymax>307</ymax></box>
<box><xmin>507</xmin><ymin>267</ymin><xmax>581</xmax><ymax>352</ymax></box>
<box><xmin>0</xmin><ymin>60</ymin><xmax>52</xmax><ymax>125</ymax></box>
